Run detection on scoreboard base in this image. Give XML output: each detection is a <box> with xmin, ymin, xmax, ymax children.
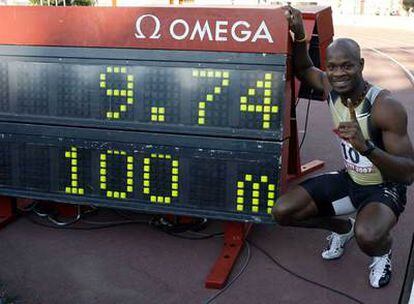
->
<box><xmin>205</xmin><ymin>222</ymin><xmax>252</xmax><ymax>289</ymax></box>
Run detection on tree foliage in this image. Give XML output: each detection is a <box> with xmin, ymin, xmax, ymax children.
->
<box><xmin>30</xmin><ymin>0</ymin><xmax>94</xmax><ymax>6</ymax></box>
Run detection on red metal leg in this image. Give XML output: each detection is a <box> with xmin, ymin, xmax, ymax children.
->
<box><xmin>16</xmin><ymin>198</ymin><xmax>35</xmax><ymax>210</ymax></box>
<box><xmin>205</xmin><ymin>222</ymin><xmax>252</xmax><ymax>289</ymax></box>
<box><xmin>54</xmin><ymin>202</ymin><xmax>79</xmax><ymax>217</ymax></box>
<box><xmin>287</xmin><ymin>160</ymin><xmax>325</xmax><ymax>182</ymax></box>
<box><xmin>300</xmin><ymin>160</ymin><xmax>324</xmax><ymax>176</ymax></box>
<box><xmin>0</xmin><ymin>196</ymin><xmax>16</xmax><ymax>229</ymax></box>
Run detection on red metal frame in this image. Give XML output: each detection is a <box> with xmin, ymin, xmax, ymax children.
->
<box><xmin>0</xmin><ymin>6</ymin><xmax>289</xmax><ymax>55</ymax></box>
<box><xmin>286</xmin><ymin>6</ymin><xmax>334</xmax><ymax>180</ymax></box>
<box><xmin>0</xmin><ymin>196</ymin><xmax>16</xmax><ymax>229</ymax></box>
<box><xmin>205</xmin><ymin>222</ymin><xmax>252</xmax><ymax>289</ymax></box>
<box><xmin>287</xmin><ymin>79</ymin><xmax>324</xmax><ymax>180</ymax></box>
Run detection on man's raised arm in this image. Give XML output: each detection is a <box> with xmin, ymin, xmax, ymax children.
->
<box><xmin>284</xmin><ymin>6</ymin><xmax>331</xmax><ymax>95</ymax></box>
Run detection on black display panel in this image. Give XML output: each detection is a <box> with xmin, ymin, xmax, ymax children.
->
<box><xmin>0</xmin><ymin>47</ymin><xmax>287</xmax><ymax>223</ymax></box>
<box><xmin>0</xmin><ymin>47</ymin><xmax>287</xmax><ymax>140</ymax></box>
<box><xmin>0</xmin><ymin>123</ymin><xmax>280</xmax><ymax>223</ymax></box>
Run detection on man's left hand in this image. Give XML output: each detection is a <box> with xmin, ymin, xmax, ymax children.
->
<box><xmin>336</xmin><ymin>98</ymin><xmax>368</xmax><ymax>153</ymax></box>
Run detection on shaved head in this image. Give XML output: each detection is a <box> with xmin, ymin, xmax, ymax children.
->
<box><xmin>327</xmin><ymin>38</ymin><xmax>361</xmax><ymax>61</ymax></box>
<box><xmin>325</xmin><ymin>38</ymin><xmax>365</xmax><ymax>96</ymax></box>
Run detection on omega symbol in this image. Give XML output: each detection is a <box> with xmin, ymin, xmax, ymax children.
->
<box><xmin>135</xmin><ymin>14</ymin><xmax>161</xmax><ymax>39</ymax></box>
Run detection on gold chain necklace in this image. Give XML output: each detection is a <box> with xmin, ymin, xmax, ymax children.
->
<box><xmin>341</xmin><ymin>81</ymin><xmax>370</xmax><ymax>108</ymax></box>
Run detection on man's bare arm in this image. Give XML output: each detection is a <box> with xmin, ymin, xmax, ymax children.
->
<box><xmin>284</xmin><ymin>6</ymin><xmax>331</xmax><ymax>95</ymax></box>
<box><xmin>337</xmin><ymin>94</ymin><xmax>414</xmax><ymax>184</ymax></box>
<box><xmin>368</xmin><ymin>96</ymin><xmax>414</xmax><ymax>184</ymax></box>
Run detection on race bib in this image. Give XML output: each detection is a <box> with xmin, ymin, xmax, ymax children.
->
<box><xmin>339</xmin><ymin>139</ymin><xmax>374</xmax><ymax>174</ymax></box>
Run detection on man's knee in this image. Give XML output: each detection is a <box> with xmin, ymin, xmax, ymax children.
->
<box><xmin>272</xmin><ymin>186</ymin><xmax>317</xmax><ymax>226</ymax></box>
<box><xmin>271</xmin><ymin>199</ymin><xmax>295</xmax><ymax>226</ymax></box>
<box><xmin>354</xmin><ymin>203</ymin><xmax>396</xmax><ymax>255</ymax></box>
<box><xmin>354</xmin><ymin>223</ymin><xmax>387</xmax><ymax>254</ymax></box>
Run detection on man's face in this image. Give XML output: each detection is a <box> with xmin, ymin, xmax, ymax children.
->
<box><xmin>326</xmin><ymin>48</ymin><xmax>364</xmax><ymax>95</ymax></box>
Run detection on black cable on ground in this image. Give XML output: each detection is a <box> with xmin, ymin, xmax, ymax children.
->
<box><xmin>150</xmin><ymin>215</ymin><xmax>209</xmax><ymax>233</ymax></box>
<box><xmin>24</xmin><ymin>207</ymin><xmax>222</xmax><ymax>239</ymax></box>
<box><xmin>23</xmin><ymin>206</ymin><xmax>367</xmax><ymax>303</ymax></box>
<box><xmin>155</xmin><ymin>228</ymin><xmax>223</xmax><ymax>240</ymax></box>
<box><xmin>248</xmin><ymin>240</ymin><xmax>366</xmax><ymax>304</ymax></box>
<box><xmin>150</xmin><ymin>216</ymin><xmax>222</xmax><ymax>240</ymax></box>
<box><xmin>25</xmin><ymin>214</ymin><xmax>149</xmax><ymax>230</ymax></box>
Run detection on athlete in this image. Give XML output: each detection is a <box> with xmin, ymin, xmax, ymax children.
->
<box><xmin>272</xmin><ymin>6</ymin><xmax>414</xmax><ymax>288</ymax></box>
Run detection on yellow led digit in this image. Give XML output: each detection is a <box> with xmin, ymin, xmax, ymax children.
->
<box><xmin>235</xmin><ymin>174</ymin><xmax>277</xmax><ymax>214</ymax></box>
<box><xmin>236</xmin><ymin>180</ymin><xmax>245</xmax><ymax>212</ymax></box>
<box><xmin>143</xmin><ymin>154</ymin><xmax>179</xmax><ymax>204</ymax></box>
<box><xmin>240</xmin><ymin>72</ymin><xmax>278</xmax><ymax>129</ymax></box>
<box><xmin>193</xmin><ymin>69</ymin><xmax>230</xmax><ymax>125</ymax></box>
<box><xmin>100</xmin><ymin>150</ymin><xmax>133</xmax><ymax>199</ymax></box>
<box><xmin>101</xmin><ymin>66</ymin><xmax>134</xmax><ymax>120</ymax></box>
<box><xmin>267</xmin><ymin>183</ymin><xmax>276</xmax><ymax>214</ymax></box>
<box><xmin>64</xmin><ymin>146</ymin><xmax>84</xmax><ymax>195</ymax></box>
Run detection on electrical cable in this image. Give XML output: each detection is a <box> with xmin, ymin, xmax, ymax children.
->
<box><xmin>32</xmin><ymin>207</ymin><xmax>50</xmax><ymax>218</ymax></box>
<box><xmin>32</xmin><ymin>204</ymin><xmax>82</xmax><ymax>226</ymax></box>
<box><xmin>25</xmin><ymin>206</ymin><xmax>216</xmax><ymax>236</ymax></box>
<box><xmin>248</xmin><ymin>240</ymin><xmax>366</xmax><ymax>304</ymax></box>
<box><xmin>299</xmin><ymin>96</ymin><xmax>312</xmax><ymax>150</ymax></box>
<box><xmin>47</xmin><ymin>205</ymin><xmax>82</xmax><ymax>227</ymax></box>
<box><xmin>185</xmin><ymin>230</ymin><xmax>224</xmax><ymax>238</ymax></box>
<box><xmin>82</xmin><ymin>219</ymin><xmax>151</xmax><ymax>226</ymax></box>
<box><xmin>203</xmin><ymin>242</ymin><xmax>252</xmax><ymax>304</ymax></box>
<box><xmin>155</xmin><ymin>227</ymin><xmax>223</xmax><ymax>240</ymax></box>
<box><xmin>25</xmin><ymin>214</ymin><xmax>149</xmax><ymax>230</ymax></box>
<box><xmin>150</xmin><ymin>216</ymin><xmax>222</xmax><ymax>240</ymax></box>
<box><xmin>295</xmin><ymin>96</ymin><xmax>301</xmax><ymax>107</ymax></box>
<box><xmin>24</xmin><ymin>205</ymin><xmax>365</xmax><ymax>303</ymax></box>
<box><xmin>145</xmin><ymin>216</ymin><xmax>366</xmax><ymax>304</ymax></box>
<box><xmin>16</xmin><ymin>200</ymin><xmax>39</xmax><ymax>212</ymax></box>
<box><xmin>150</xmin><ymin>216</ymin><xmax>209</xmax><ymax>234</ymax></box>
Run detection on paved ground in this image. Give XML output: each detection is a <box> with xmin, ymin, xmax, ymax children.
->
<box><xmin>0</xmin><ymin>23</ymin><xmax>413</xmax><ymax>304</ymax></box>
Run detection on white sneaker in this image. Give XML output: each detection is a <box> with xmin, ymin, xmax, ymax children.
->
<box><xmin>321</xmin><ymin>218</ymin><xmax>355</xmax><ymax>260</ymax></box>
<box><xmin>369</xmin><ymin>251</ymin><xmax>392</xmax><ymax>288</ymax></box>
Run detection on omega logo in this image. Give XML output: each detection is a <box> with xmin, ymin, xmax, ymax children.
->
<box><xmin>135</xmin><ymin>14</ymin><xmax>161</xmax><ymax>39</ymax></box>
<box><xmin>134</xmin><ymin>14</ymin><xmax>274</xmax><ymax>43</ymax></box>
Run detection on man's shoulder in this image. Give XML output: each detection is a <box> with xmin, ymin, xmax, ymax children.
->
<box><xmin>373</xmin><ymin>90</ymin><xmax>403</xmax><ymax>111</ymax></box>
<box><xmin>372</xmin><ymin>91</ymin><xmax>407</xmax><ymax>130</ymax></box>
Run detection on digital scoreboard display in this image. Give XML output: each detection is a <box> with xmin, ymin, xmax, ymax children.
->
<box><xmin>0</xmin><ymin>123</ymin><xmax>280</xmax><ymax>222</ymax></box>
<box><xmin>0</xmin><ymin>47</ymin><xmax>285</xmax><ymax>140</ymax></box>
<box><xmin>0</xmin><ymin>6</ymin><xmax>291</xmax><ymax>223</ymax></box>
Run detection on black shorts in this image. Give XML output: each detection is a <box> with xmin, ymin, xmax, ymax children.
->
<box><xmin>299</xmin><ymin>170</ymin><xmax>407</xmax><ymax>218</ymax></box>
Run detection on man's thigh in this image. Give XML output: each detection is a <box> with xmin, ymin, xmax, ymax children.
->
<box><xmin>274</xmin><ymin>185</ymin><xmax>318</xmax><ymax>218</ymax></box>
<box><xmin>298</xmin><ymin>170</ymin><xmax>355</xmax><ymax>216</ymax></box>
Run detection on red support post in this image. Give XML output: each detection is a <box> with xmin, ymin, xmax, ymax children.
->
<box><xmin>0</xmin><ymin>196</ymin><xmax>16</xmax><ymax>229</ymax></box>
<box><xmin>54</xmin><ymin>202</ymin><xmax>79</xmax><ymax>217</ymax></box>
<box><xmin>205</xmin><ymin>221</ymin><xmax>252</xmax><ymax>289</ymax></box>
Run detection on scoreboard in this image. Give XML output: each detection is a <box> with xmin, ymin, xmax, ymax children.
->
<box><xmin>0</xmin><ymin>47</ymin><xmax>285</xmax><ymax>139</ymax></box>
<box><xmin>0</xmin><ymin>6</ymin><xmax>292</xmax><ymax>223</ymax></box>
